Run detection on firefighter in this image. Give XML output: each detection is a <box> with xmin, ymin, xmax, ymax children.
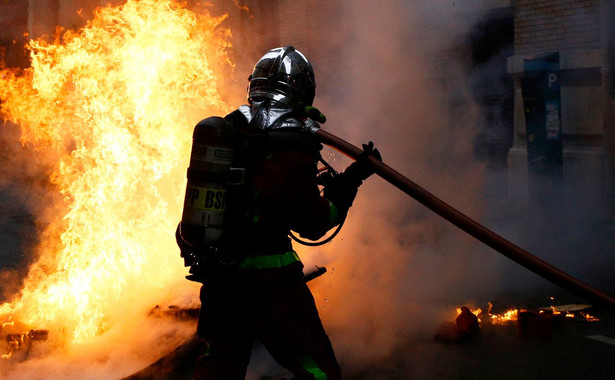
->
<box><xmin>177</xmin><ymin>46</ymin><xmax>380</xmax><ymax>379</ymax></box>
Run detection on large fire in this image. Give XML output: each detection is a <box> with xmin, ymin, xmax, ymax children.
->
<box><xmin>0</xmin><ymin>0</ymin><xmax>232</xmax><ymax>361</ymax></box>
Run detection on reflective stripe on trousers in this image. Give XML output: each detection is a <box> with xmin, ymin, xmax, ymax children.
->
<box><xmin>299</xmin><ymin>355</ymin><xmax>329</xmax><ymax>380</ymax></box>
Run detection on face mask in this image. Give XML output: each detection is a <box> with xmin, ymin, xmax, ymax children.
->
<box><xmin>249</xmin><ymin>98</ymin><xmax>301</xmax><ymax>130</ymax></box>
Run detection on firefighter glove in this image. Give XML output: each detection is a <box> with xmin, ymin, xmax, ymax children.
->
<box><xmin>343</xmin><ymin>141</ymin><xmax>382</xmax><ymax>182</ymax></box>
<box><xmin>305</xmin><ymin>106</ymin><xmax>326</xmax><ymax>123</ymax></box>
<box><xmin>295</xmin><ymin>103</ymin><xmax>326</xmax><ymax>123</ymax></box>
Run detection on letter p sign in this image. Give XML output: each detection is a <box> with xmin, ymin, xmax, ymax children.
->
<box><xmin>548</xmin><ymin>73</ymin><xmax>558</xmax><ymax>88</ymax></box>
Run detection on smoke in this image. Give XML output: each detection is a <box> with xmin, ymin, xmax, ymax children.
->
<box><xmin>283</xmin><ymin>1</ymin><xmax>615</xmax><ymax>376</ymax></box>
<box><xmin>278</xmin><ymin>0</ymin><xmax>499</xmax><ymax>373</ymax></box>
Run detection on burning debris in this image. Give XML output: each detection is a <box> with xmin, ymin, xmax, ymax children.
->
<box><xmin>539</xmin><ymin>304</ymin><xmax>599</xmax><ymax>320</ymax></box>
<box><xmin>149</xmin><ymin>305</ymin><xmax>200</xmax><ymax>322</ymax></box>
<box><xmin>1</xmin><ymin>327</ymin><xmax>49</xmax><ymax>360</ymax></box>
<box><xmin>485</xmin><ymin>302</ymin><xmax>517</xmax><ymax>324</ymax></box>
<box><xmin>1</xmin><ymin>317</ymin><xmax>49</xmax><ymax>361</ymax></box>
<box><xmin>435</xmin><ymin>301</ymin><xmax>601</xmax><ymax>343</ymax></box>
<box><xmin>434</xmin><ymin>306</ymin><xmax>481</xmax><ymax>343</ymax></box>
<box><xmin>456</xmin><ymin>306</ymin><xmax>481</xmax><ymax>336</ymax></box>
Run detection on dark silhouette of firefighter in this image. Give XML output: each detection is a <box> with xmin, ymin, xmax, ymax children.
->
<box><xmin>176</xmin><ymin>46</ymin><xmax>380</xmax><ymax>379</ymax></box>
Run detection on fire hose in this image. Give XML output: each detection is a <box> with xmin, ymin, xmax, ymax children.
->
<box><xmin>308</xmin><ymin>126</ymin><xmax>615</xmax><ymax>315</ymax></box>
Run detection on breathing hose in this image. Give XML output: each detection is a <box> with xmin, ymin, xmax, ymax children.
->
<box><xmin>307</xmin><ymin>125</ymin><xmax>615</xmax><ymax>315</ymax></box>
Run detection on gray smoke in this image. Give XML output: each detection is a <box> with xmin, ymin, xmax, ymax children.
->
<box><xmin>280</xmin><ymin>0</ymin><xmax>615</xmax><ymax>377</ymax></box>
<box><xmin>286</xmin><ymin>0</ymin><xmax>494</xmax><ymax>372</ymax></box>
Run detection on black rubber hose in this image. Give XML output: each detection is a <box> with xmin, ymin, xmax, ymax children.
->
<box><xmin>310</xmin><ymin>126</ymin><xmax>615</xmax><ymax>315</ymax></box>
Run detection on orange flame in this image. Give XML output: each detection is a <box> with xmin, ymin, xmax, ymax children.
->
<box><xmin>2</xmin><ymin>318</ymin><xmax>14</xmax><ymax>329</ymax></box>
<box><xmin>456</xmin><ymin>304</ymin><xmax>519</xmax><ymax>325</ymax></box>
<box><xmin>580</xmin><ymin>311</ymin><xmax>600</xmax><ymax>322</ymax></box>
<box><xmin>0</xmin><ymin>0</ymin><xmax>232</xmax><ymax>350</ymax></box>
<box><xmin>489</xmin><ymin>308</ymin><xmax>518</xmax><ymax>324</ymax></box>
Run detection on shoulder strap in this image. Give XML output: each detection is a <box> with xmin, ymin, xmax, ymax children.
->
<box><xmin>225</xmin><ymin>109</ymin><xmax>322</xmax><ymax>158</ymax></box>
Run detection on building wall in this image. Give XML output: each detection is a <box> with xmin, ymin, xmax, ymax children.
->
<box><xmin>515</xmin><ymin>0</ymin><xmax>601</xmax><ymax>53</ymax></box>
<box><xmin>507</xmin><ymin>0</ymin><xmax>610</xmax><ymax>215</ymax></box>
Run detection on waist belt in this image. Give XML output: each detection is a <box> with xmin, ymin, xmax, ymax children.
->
<box><xmin>238</xmin><ymin>251</ymin><xmax>301</xmax><ymax>269</ymax></box>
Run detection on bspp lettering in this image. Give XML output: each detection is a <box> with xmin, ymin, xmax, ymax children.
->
<box><xmin>205</xmin><ymin>190</ymin><xmax>215</xmax><ymax>208</ymax></box>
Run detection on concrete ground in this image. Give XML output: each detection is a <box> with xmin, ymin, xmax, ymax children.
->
<box><xmin>121</xmin><ymin>298</ymin><xmax>615</xmax><ymax>380</ymax></box>
<box><xmin>342</xmin><ymin>306</ymin><xmax>615</xmax><ymax>380</ymax></box>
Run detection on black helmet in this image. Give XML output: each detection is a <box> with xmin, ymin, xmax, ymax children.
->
<box><xmin>247</xmin><ymin>46</ymin><xmax>316</xmax><ymax>107</ymax></box>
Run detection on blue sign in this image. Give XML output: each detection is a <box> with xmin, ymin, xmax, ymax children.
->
<box><xmin>521</xmin><ymin>53</ymin><xmax>563</xmax><ymax>173</ymax></box>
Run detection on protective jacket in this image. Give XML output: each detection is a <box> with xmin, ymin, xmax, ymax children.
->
<box><xmin>219</xmin><ymin>108</ymin><xmax>339</xmax><ymax>273</ymax></box>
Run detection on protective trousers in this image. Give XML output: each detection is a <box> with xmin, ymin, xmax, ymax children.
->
<box><xmin>194</xmin><ymin>270</ymin><xmax>341</xmax><ymax>380</ymax></box>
